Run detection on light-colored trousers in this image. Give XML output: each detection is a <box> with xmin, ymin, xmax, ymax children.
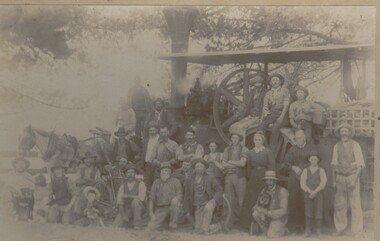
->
<box><xmin>194</xmin><ymin>200</ymin><xmax>216</xmax><ymax>232</ymax></box>
<box><xmin>334</xmin><ymin>174</ymin><xmax>363</xmax><ymax>234</ymax></box>
<box><xmin>252</xmin><ymin>210</ymin><xmax>287</xmax><ymax>238</ymax></box>
<box><xmin>229</xmin><ymin>116</ymin><xmax>260</xmax><ymax>144</ymax></box>
<box><xmin>225</xmin><ymin>173</ymin><xmax>246</xmax><ymax>226</ymax></box>
<box><xmin>47</xmin><ymin>204</ymin><xmax>74</xmax><ymax>224</ymax></box>
<box><xmin>148</xmin><ymin>204</ymin><xmax>181</xmax><ymax>230</ymax></box>
<box><xmin>113</xmin><ymin>198</ymin><xmax>145</xmax><ymax>228</ymax></box>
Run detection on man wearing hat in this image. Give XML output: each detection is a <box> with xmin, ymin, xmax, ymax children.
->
<box><xmin>47</xmin><ymin>162</ymin><xmax>77</xmax><ymax>224</ymax></box>
<box><xmin>229</xmin><ymin>74</ymin><xmax>268</xmax><ymax>144</ymax></box>
<box><xmin>252</xmin><ymin>170</ymin><xmax>289</xmax><ymax>238</ymax></box>
<box><xmin>258</xmin><ymin>74</ymin><xmax>290</xmax><ymax>150</ymax></box>
<box><xmin>331</xmin><ymin>123</ymin><xmax>365</xmax><ymax>236</ymax></box>
<box><xmin>75</xmin><ymin>186</ymin><xmax>104</xmax><ymax>227</ymax></box>
<box><xmin>3</xmin><ymin>157</ymin><xmax>35</xmax><ymax>217</ymax></box>
<box><xmin>183</xmin><ymin>159</ymin><xmax>223</xmax><ymax>234</ymax></box>
<box><xmin>74</xmin><ymin>151</ymin><xmax>102</xmax><ymax>220</ymax></box>
<box><xmin>176</xmin><ymin>128</ymin><xmax>204</xmax><ymax>163</ymax></box>
<box><xmin>113</xmin><ymin>164</ymin><xmax>147</xmax><ymax>230</ymax></box>
<box><xmin>144</xmin><ymin>98</ymin><xmax>179</xmax><ymax>140</ymax></box>
<box><xmin>289</xmin><ymin>85</ymin><xmax>325</xmax><ymax>143</ymax></box>
<box><xmin>109</xmin><ymin>127</ymin><xmax>141</xmax><ymax>164</ymax></box>
<box><xmin>222</xmin><ymin>132</ymin><xmax>249</xmax><ymax>228</ymax></box>
<box><xmin>142</xmin><ymin>120</ymin><xmax>160</xmax><ymax>189</ymax></box>
<box><xmin>148</xmin><ymin>162</ymin><xmax>183</xmax><ymax>231</ymax></box>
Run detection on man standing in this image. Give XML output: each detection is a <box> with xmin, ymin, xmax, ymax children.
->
<box><xmin>229</xmin><ymin>74</ymin><xmax>268</xmax><ymax>144</ymax></box>
<box><xmin>112</xmin><ymin>97</ymin><xmax>136</xmax><ymax>142</ymax></box>
<box><xmin>252</xmin><ymin>170</ymin><xmax>289</xmax><ymax>238</ymax></box>
<box><xmin>148</xmin><ymin>162</ymin><xmax>183</xmax><ymax>231</ymax></box>
<box><xmin>258</xmin><ymin>74</ymin><xmax>290</xmax><ymax>150</ymax></box>
<box><xmin>47</xmin><ymin>162</ymin><xmax>77</xmax><ymax>224</ymax></box>
<box><xmin>143</xmin><ymin>121</ymin><xmax>160</xmax><ymax>189</ymax></box>
<box><xmin>222</xmin><ymin>132</ymin><xmax>249</xmax><ymax>228</ymax></box>
<box><xmin>144</xmin><ymin>98</ymin><xmax>179</xmax><ymax>140</ymax></box>
<box><xmin>176</xmin><ymin>128</ymin><xmax>204</xmax><ymax>164</ymax></box>
<box><xmin>331</xmin><ymin>123</ymin><xmax>365</xmax><ymax>236</ymax></box>
<box><xmin>113</xmin><ymin>164</ymin><xmax>147</xmax><ymax>230</ymax></box>
<box><xmin>183</xmin><ymin>159</ymin><xmax>223</xmax><ymax>234</ymax></box>
<box><xmin>109</xmin><ymin>127</ymin><xmax>141</xmax><ymax>164</ymax></box>
<box><xmin>155</xmin><ymin>125</ymin><xmax>179</xmax><ymax>167</ymax></box>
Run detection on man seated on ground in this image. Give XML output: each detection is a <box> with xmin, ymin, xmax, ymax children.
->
<box><xmin>229</xmin><ymin>74</ymin><xmax>268</xmax><ymax>144</ymax></box>
<box><xmin>47</xmin><ymin>162</ymin><xmax>77</xmax><ymax>224</ymax></box>
<box><xmin>176</xmin><ymin>128</ymin><xmax>204</xmax><ymax>164</ymax></box>
<box><xmin>74</xmin><ymin>152</ymin><xmax>102</xmax><ymax>220</ymax></box>
<box><xmin>184</xmin><ymin>159</ymin><xmax>223</xmax><ymax>234</ymax></box>
<box><xmin>252</xmin><ymin>170</ymin><xmax>289</xmax><ymax>238</ymax></box>
<box><xmin>3</xmin><ymin>157</ymin><xmax>35</xmax><ymax>219</ymax></box>
<box><xmin>148</xmin><ymin>162</ymin><xmax>183</xmax><ymax>231</ymax></box>
<box><xmin>258</xmin><ymin>74</ymin><xmax>290</xmax><ymax>150</ymax></box>
<box><xmin>113</xmin><ymin>164</ymin><xmax>147</xmax><ymax>230</ymax></box>
<box><xmin>289</xmin><ymin>86</ymin><xmax>325</xmax><ymax>143</ymax></box>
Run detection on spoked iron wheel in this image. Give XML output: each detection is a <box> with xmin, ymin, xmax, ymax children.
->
<box><xmin>213</xmin><ymin>68</ymin><xmax>267</xmax><ymax>144</ymax></box>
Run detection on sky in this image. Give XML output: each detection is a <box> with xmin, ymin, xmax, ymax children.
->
<box><xmin>0</xmin><ymin>5</ymin><xmax>376</xmax><ymax>152</ymax></box>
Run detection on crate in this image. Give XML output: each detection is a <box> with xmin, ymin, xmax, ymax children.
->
<box><xmin>323</xmin><ymin>107</ymin><xmax>375</xmax><ymax>138</ymax></box>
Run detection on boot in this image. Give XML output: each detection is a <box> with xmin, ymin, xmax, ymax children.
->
<box><xmin>315</xmin><ymin>219</ymin><xmax>323</xmax><ymax>238</ymax></box>
<box><xmin>302</xmin><ymin>217</ymin><xmax>312</xmax><ymax>237</ymax></box>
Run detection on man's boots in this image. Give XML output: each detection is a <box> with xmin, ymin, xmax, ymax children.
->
<box><xmin>303</xmin><ymin>217</ymin><xmax>312</xmax><ymax>237</ymax></box>
<box><xmin>315</xmin><ymin>218</ymin><xmax>323</xmax><ymax>238</ymax></box>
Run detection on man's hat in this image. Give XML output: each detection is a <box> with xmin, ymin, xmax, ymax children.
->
<box><xmin>11</xmin><ymin>157</ymin><xmax>30</xmax><ymax>169</ymax></box>
<box><xmin>158</xmin><ymin>161</ymin><xmax>173</xmax><ymax>171</ymax></box>
<box><xmin>147</xmin><ymin>120</ymin><xmax>159</xmax><ymax>130</ymax></box>
<box><xmin>293</xmin><ymin>86</ymin><xmax>309</xmax><ymax>98</ymax></box>
<box><xmin>83</xmin><ymin>186</ymin><xmax>101</xmax><ymax>198</ymax></box>
<box><xmin>118</xmin><ymin>157</ymin><xmax>128</xmax><ymax>163</ymax></box>
<box><xmin>124</xmin><ymin>163</ymin><xmax>140</xmax><ymax>174</ymax></box>
<box><xmin>154</xmin><ymin>98</ymin><xmax>164</xmax><ymax>105</ymax></box>
<box><xmin>206</xmin><ymin>138</ymin><xmax>220</xmax><ymax>148</ymax></box>
<box><xmin>192</xmin><ymin>158</ymin><xmax>210</xmax><ymax>169</ymax></box>
<box><xmin>308</xmin><ymin>150</ymin><xmax>322</xmax><ymax>162</ymax></box>
<box><xmin>263</xmin><ymin>170</ymin><xmax>279</xmax><ymax>181</ymax></box>
<box><xmin>268</xmin><ymin>74</ymin><xmax>285</xmax><ymax>86</ymax></box>
<box><xmin>250</xmin><ymin>74</ymin><xmax>266</xmax><ymax>84</ymax></box>
<box><xmin>34</xmin><ymin>173</ymin><xmax>47</xmax><ymax>186</ymax></box>
<box><xmin>50</xmin><ymin>160</ymin><xmax>68</xmax><ymax>172</ymax></box>
<box><xmin>230</xmin><ymin>132</ymin><xmax>243</xmax><ymax>142</ymax></box>
<box><xmin>185</xmin><ymin>127</ymin><xmax>196</xmax><ymax>135</ymax></box>
<box><xmin>81</xmin><ymin>152</ymin><xmax>97</xmax><ymax>161</ymax></box>
<box><xmin>114</xmin><ymin>127</ymin><xmax>129</xmax><ymax>136</ymax></box>
<box><xmin>334</xmin><ymin>123</ymin><xmax>355</xmax><ymax>138</ymax></box>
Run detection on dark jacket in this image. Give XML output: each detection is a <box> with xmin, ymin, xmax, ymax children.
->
<box><xmin>183</xmin><ymin>172</ymin><xmax>223</xmax><ymax>215</ymax></box>
<box><xmin>144</xmin><ymin>109</ymin><xmax>178</xmax><ymax>138</ymax></box>
<box><xmin>109</xmin><ymin>139</ymin><xmax>141</xmax><ymax>164</ymax></box>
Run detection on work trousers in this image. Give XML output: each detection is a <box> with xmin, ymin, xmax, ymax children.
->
<box><xmin>304</xmin><ymin>191</ymin><xmax>323</xmax><ymax>219</ymax></box>
<box><xmin>334</xmin><ymin>174</ymin><xmax>363</xmax><ymax>234</ymax></box>
<box><xmin>194</xmin><ymin>200</ymin><xmax>216</xmax><ymax>232</ymax></box>
<box><xmin>225</xmin><ymin>173</ymin><xmax>246</xmax><ymax>226</ymax></box>
<box><xmin>252</xmin><ymin>210</ymin><xmax>287</xmax><ymax>238</ymax></box>
<box><xmin>113</xmin><ymin>198</ymin><xmax>145</xmax><ymax>228</ymax></box>
<box><xmin>258</xmin><ymin>110</ymin><xmax>287</xmax><ymax>150</ymax></box>
<box><xmin>148</xmin><ymin>204</ymin><xmax>181</xmax><ymax>230</ymax></box>
<box><xmin>47</xmin><ymin>203</ymin><xmax>74</xmax><ymax>224</ymax></box>
<box><xmin>229</xmin><ymin>115</ymin><xmax>260</xmax><ymax>144</ymax></box>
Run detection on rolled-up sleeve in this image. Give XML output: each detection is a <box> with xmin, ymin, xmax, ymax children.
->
<box><xmin>195</xmin><ymin>145</ymin><xmax>204</xmax><ymax>159</ymax></box>
<box><xmin>116</xmin><ymin>185</ymin><xmax>124</xmax><ymax>205</ymax></box>
<box><xmin>353</xmin><ymin>142</ymin><xmax>365</xmax><ymax>168</ymax></box>
<box><xmin>138</xmin><ymin>182</ymin><xmax>147</xmax><ymax>202</ymax></box>
<box><xmin>268</xmin><ymin>188</ymin><xmax>289</xmax><ymax>219</ymax></box>
<box><xmin>331</xmin><ymin>144</ymin><xmax>338</xmax><ymax>166</ymax></box>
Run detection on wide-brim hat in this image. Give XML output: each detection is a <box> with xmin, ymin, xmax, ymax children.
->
<box><xmin>230</xmin><ymin>132</ymin><xmax>244</xmax><ymax>142</ymax></box>
<box><xmin>206</xmin><ymin>138</ymin><xmax>220</xmax><ymax>148</ymax></box>
<box><xmin>308</xmin><ymin>150</ymin><xmax>322</xmax><ymax>162</ymax></box>
<box><xmin>250</xmin><ymin>74</ymin><xmax>266</xmax><ymax>84</ymax></box>
<box><xmin>50</xmin><ymin>162</ymin><xmax>68</xmax><ymax>172</ymax></box>
<box><xmin>192</xmin><ymin>158</ymin><xmax>210</xmax><ymax>169</ymax></box>
<box><xmin>263</xmin><ymin>170</ymin><xmax>279</xmax><ymax>181</ymax></box>
<box><xmin>81</xmin><ymin>151</ymin><xmax>97</xmax><ymax>161</ymax></box>
<box><xmin>158</xmin><ymin>161</ymin><xmax>173</xmax><ymax>171</ymax></box>
<box><xmin>268</xmin><ymin>74</ymin><xmax>285</xmax><ymax>86</ymax></box>
<box><xmin>334</xmin><ymin>123</ymin><xmax>355</xmax><ymax>138</ymax></box>
<box><xmin>83</xmin><ymin>186</ymin><xmax>101</xmax><ymax>198</ymax></box>
<box><xmin>11</xmin><ymin>157</ymin><xmax>30</xmax><ymax>169</ymax></box>
<box><xmin>293</xmin><ymin>86</ymin><xmax>309</xmax><ymax>98</ymax></box>
<box><xmin>114</xmin><ymin>127</ymin><xmax>129</xmax><ymax>136</ymax></box>
<box><xmin>124</xmin><ymin>163</ymin><xmax>140</xmax><ymax>174</ymax></box>
<box><xmin>147</xmin><ymin>121</ymin><xmax>159</xmax><ymax>130</ymax></box>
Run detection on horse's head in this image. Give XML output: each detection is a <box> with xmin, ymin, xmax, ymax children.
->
<box><xmin>19</xmin><ymin>125</ymin><xmax>36</xmax><ymax>153</ymax></box>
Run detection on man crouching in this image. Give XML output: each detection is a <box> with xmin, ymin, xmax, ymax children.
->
<box><xmin>113</xmin><ymin>164</ymin><xmax>147</xmax><ymax>230</ymax></box>
<box><xmin>183</xmin><ymin>159</ymin><xmax>223</xmax><ymax>234</ymax></box>
<box><xmin>148</xmin><ymin>162</ymin><xmax>182</xmax><ymax>231</ymax></box>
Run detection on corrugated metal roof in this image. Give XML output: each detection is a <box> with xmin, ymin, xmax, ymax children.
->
<box><xmin>158</xmin><ymin>44</ymin><xmax>374</xmax><ymax>65</ymax></box>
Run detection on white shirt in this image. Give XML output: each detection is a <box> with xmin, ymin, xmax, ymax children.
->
<box><xmin>145</xmin><ymin>135</ymin><xmax>159</xmax><ymax>163</ymax></box>
<box><xmin>331</xmin><ymin>140</ymin><xmax>365</xmax><ymax>167</ymax></box>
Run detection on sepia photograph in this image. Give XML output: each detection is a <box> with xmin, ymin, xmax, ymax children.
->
<box><xmin>0</xmin><ymin>4</ymin><xmax>376</xmax><ymax>241</ymax></box>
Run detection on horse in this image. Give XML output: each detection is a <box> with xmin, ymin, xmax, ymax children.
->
<box><xmin>18</xmin><ymin>125</ymin><xmax>111</xmax><ymax>173</ymax></box>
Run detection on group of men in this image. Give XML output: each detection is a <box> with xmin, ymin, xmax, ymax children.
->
<box><xmin>2</xmin><ymin>74</ymin><xmax>367</xmax><ymax>238</ymax></box>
